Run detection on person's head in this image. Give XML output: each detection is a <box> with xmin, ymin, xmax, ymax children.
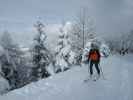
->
<box><xmin>91</xmin><ymin>43</ymin><xmax>94</xmax><ymax>48</ymax></box>
<box><xmin>91</xmin><ymin>43</ymin><xmax>99</xmax><ymax>49</ymax></box>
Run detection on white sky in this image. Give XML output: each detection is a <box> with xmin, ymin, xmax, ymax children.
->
<box><xmin>0</xmin><ymin>0</ymin><xmax>133</xmax><ymax>46</ymax></box>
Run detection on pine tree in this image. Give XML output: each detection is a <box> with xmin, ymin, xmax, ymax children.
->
<box><xmin>54</xmin><ymin>23</ymin><xmax>75</xmax><ymax>72</ymax></box>
<box><xmin>31</xmin><ymin>21</ymin><xmax>50</xmax><ymax>81</ymax></box>
<box><xmin>0</xmin><ymin>31</ymin><xmax>22</xmax><ymax>90</ymax></box>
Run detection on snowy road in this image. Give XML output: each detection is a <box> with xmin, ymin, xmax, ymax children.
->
<box><xmin>0</xmin><ymin>55</ymin><xmax>133</xmax><ymax>100</ymax></box>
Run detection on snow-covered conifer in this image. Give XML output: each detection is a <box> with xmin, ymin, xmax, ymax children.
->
<box><xmin>31</xmin><ymin>21</ymin><xmax>51</xmax><ymax>81</ymax></box>
<box><xmin>0</xmin><ymin>31</ymin><xmax>23</xmax><ymax>90</ymax></box>
<box><xmin>54</xmin><ymin>23</ymin><xmax>75</xmax><ymax>72</ymax></box>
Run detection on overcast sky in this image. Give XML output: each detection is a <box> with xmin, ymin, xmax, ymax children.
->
<box><xmin>0</xmin><ymin>0</ymin><xmax>133</xmax><ymax>46</ymax></box>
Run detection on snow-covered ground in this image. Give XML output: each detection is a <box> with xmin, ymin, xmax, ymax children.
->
<box><xmin>0</xmin><ymin>54</ymin><xmax>133</xmax><ymax>100</ymax></box>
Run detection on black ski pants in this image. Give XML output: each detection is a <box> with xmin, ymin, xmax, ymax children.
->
<box><xmin>89</xmin><ymin>61</ymin><xmax>100</xmax><ymax>75</ymax></box>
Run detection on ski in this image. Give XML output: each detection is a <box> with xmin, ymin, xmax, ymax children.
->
<box><xmin>93</xmin><ymin>79</ymin><xmax>97</xmax><ymax>81</ymax></box>
<box><xmin>83</xmin><ymin>75</ymin><xmax>106</xmax><ymax>83</ymax></box>
<box><xmin>83</xmin><ymin>78</ymin><xmax>98</xmax><ymax>82</ymax></box>
<box><xmin>84</xmin><ymin>79</ymin><xmax>97</xmax><ymax>83</ymax></box>
<box><xmin>84</xmin><ymin>78</ymin><xmax>90</xmax><ymax>82</ymax></box>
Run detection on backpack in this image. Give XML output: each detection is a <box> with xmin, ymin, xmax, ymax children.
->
<box><xmin>89</xmin><ymin>50</ymin><xmax>99</xmax><ymax>61</ymax></box>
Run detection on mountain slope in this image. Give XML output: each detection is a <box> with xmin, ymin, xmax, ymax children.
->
<box><xmin>0</xmin><ymin>55</ymin><xmax>133</xmax><ymax>100</ymax></box>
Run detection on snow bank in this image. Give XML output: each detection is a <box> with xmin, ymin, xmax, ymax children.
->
<box><xmin>0</xmin><ymin>55</ymin><xmax>133</xmax><ymax>100</ymax></box>
<box><xmin>0</xmin><ymin>76</ymin><xmax>9</xmax><ymax>94</ymax></box>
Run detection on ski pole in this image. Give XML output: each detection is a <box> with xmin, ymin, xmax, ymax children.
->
<box><xmin>88</xmin><ymin>61</ymin><xmax>91</xmax><ymax>77</ymax></box>
<box><xmin>99</xmin><ymin>64</ymin><xmax>105</xmax><ymax>80</ymax></box>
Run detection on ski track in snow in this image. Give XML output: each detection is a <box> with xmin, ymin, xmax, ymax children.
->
<box><xmin>0</xmin><ymin>55</ymin><xmax>133</xmax><ymax>100</ymax></box>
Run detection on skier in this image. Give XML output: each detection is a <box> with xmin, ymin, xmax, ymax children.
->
<box><xmin>87</xmin><ymin>43</ymin><xmax>101</xmax><ymax>80</ymax></box>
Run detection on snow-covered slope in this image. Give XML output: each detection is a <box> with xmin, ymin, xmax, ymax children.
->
<box><xmin>0</xmin><ymin>55</ymin><xmax>133</xmax><ymax>100</ymax></box>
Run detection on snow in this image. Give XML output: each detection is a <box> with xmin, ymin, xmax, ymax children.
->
<box><xmin>55</xmin><ymin>55</ymin><xmax>68</xmax><ymax>71</ymax></box>
<box><xmin>68</xmin><ymin>51</ymin><xmax>76</xmax><ymax>64</ymax></box>
<box><xmin>46</xmin><ymin>63</ymin><xmax>55</xmax><ymax>75</ymax></box>
<box><xmin>0</xmin><ymin>55</ymin><xmax>133</xmax><ymax>100</ymax></box>
<box><xmin>100</xmin><ymin>43</ymin><xmax>110</xmax><ymax>57</ymax></box>
<box><xmin>0</xmin><ymin>76</ymin><xmax>9</xmax><ymax>94</ymax></box>
<box><xmin>60</xmin><ymin>45</ymin><xmax>71</xmax><ymax>56</ymax></box>
<box><xmin>54</xmin><ymin>24</ymin><xmax>75</xmax><ymax>71</ymax></box>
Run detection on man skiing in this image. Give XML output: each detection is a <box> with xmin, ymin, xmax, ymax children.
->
<box><xmin>87</xmin><ymin>43</ymin><xmax>101</xmax><ymax>80</ymax></box>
